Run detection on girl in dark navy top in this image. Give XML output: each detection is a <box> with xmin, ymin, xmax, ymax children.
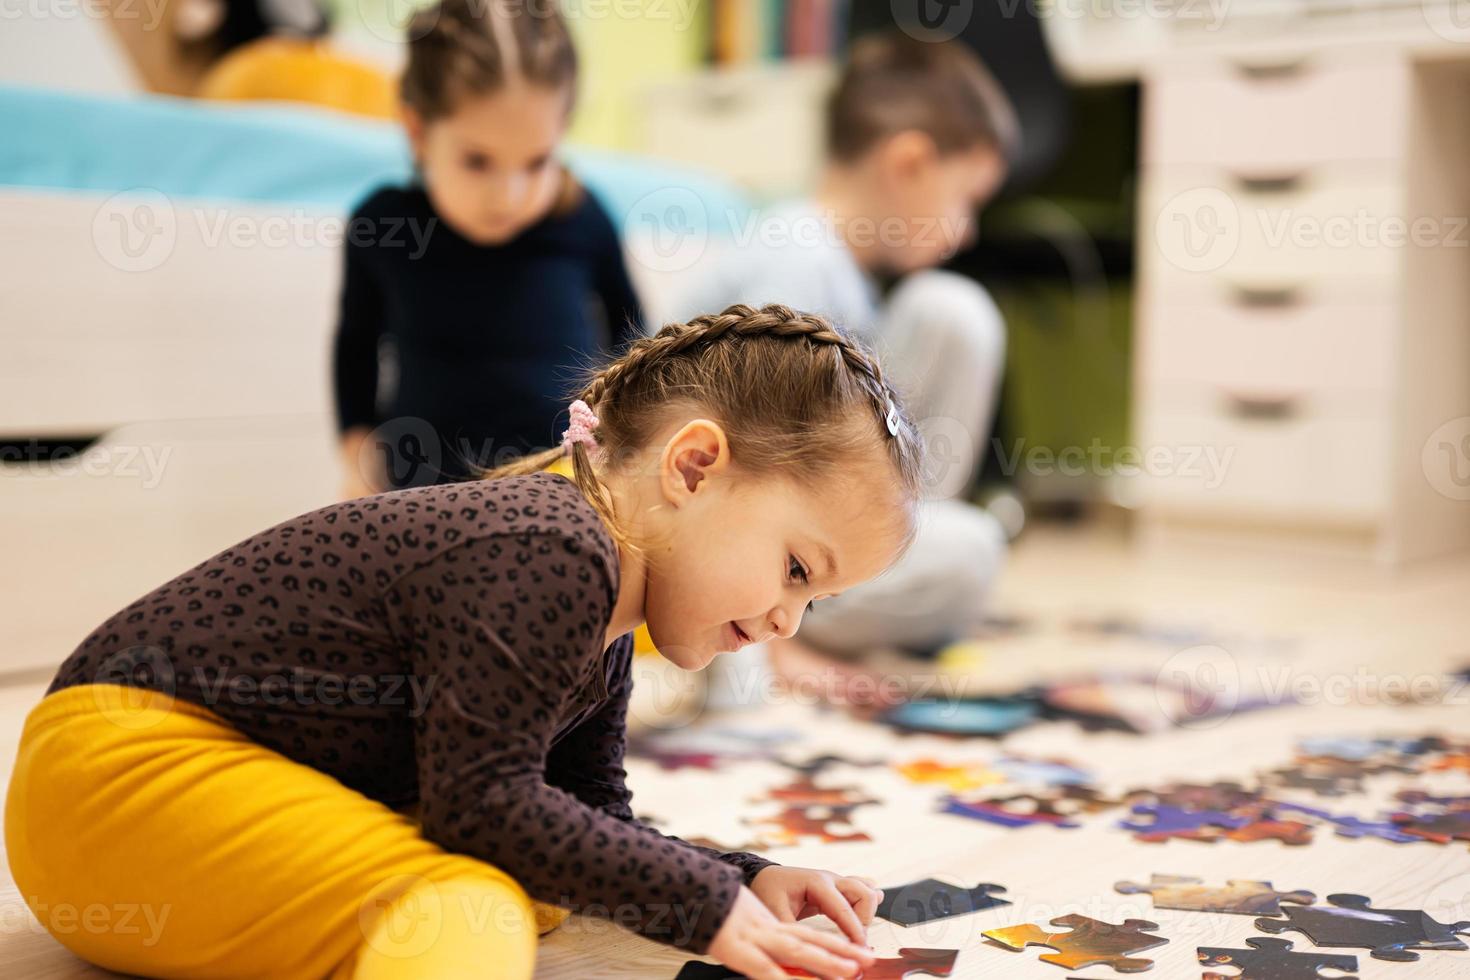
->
<box><xmin>333</xmin><ymin>0</ymin><xmax>644</xmax><ymax>496</ymax></box>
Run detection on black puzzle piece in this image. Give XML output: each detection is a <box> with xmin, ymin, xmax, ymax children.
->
<box><xmin>1199</xmin><ymin>936</ymin><xmax>1359</xmax><ymax>979</ymax></box>
<box><xmin>877</xmin><ymin>878</ymin><xmax>1010</xmax><ymax>926</ymax></box>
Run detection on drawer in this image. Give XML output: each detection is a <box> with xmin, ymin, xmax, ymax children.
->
<box><xmin>0</xmin><ymin>191</ymin><xmax>338</xmax><ymax>435</ymax></box>
<box><xmin>1137</xmin><ymin>294</ymin><xmax>1397</xmax><ymax>395</ymax></box>
<box><xmin>1134</xmin><ymin>387</ymin><xmax>1390</xmax><ymax>525</ymax></box>
<box><xmin>1144</xmin><ymin>52</ymin><xmax>1409</xmax><ymax>169</ymax></box>
<box><xmin>638</xmin><ymin>63</ymin><xmax>835</xmax><ymax>198</ymax></box>
<box><xmin>1139</xmin><ymin>170</ymin><xmax>1409</xmax><ymax>303</ymax></box>
<box><xmin>0</xmin><ymin>415</ymin><xmax>339</xmax><ymax>674</ymax></box>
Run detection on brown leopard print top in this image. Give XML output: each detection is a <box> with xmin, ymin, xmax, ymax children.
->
<box><xmin>48</xmin><ymin>471</ymin><xmax>773</xmax><ymax>952</ymax></box>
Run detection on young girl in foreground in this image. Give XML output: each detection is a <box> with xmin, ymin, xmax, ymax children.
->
<box><xmin>7</xmin><ymin>304</ymin><xmax>925</xmax><ymax>979</ymax></box>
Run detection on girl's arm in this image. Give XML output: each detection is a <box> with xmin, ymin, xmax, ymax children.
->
<box><xmin>588</xmin><ymin>194</ymin><xmax>647</xmax><ymax>350</ymax></box>
<box><xmin>390</xmin><ymin>530</ymin><xmax>744</xmax><ymax>954</ymax></box>
<box><xmin>333</xmin><ymin>206</ymin><xmax>386</xmax><ymax>443</ymax></box>
<box><xmin>544</xmin><ymin>638</ymin><xmax>776</xmax><ymax>885</ymax></box>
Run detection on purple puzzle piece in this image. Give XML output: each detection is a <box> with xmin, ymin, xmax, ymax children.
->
<box><xmin>1120</xmin><ymin>805</ymin><xmax>1251</xmax><ymax>842</ymax></box>
<box><xmin>1273</xmin><ymin>802</ymin><xmax>1424</xmax><ymax>844</ymax></box>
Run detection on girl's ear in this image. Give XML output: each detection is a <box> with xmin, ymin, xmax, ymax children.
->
<box><xmin>401</xmin><ymin>104</ymin><xmax>428</xmax><ymax>163</ymax></box>
<box><xmin>658</xmin><ymin>419</ymin><xmax>731</xmax><ymax>504</ymax></box>
<box><xmin>877</xmin><ymin>129</ymin><xmax>939</xmax><ymax>187</ymax></box>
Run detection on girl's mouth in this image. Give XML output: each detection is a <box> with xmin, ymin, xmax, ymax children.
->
<box><xmin>726</xmin><ymin>622</ymin><xmax>750</xmax><ymax>650</ymax></box>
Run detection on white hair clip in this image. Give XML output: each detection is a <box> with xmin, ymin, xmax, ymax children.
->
<box><xmin>884</xmin><ymin>398</ymin><xmax>900</xmax><ymax>437</ymax></box>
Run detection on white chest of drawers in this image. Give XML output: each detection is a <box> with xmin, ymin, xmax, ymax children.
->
<box><xmin>1134</xmin><ymin>43</ymin><xmax>1470</xmax><ymax>563</ymax></box>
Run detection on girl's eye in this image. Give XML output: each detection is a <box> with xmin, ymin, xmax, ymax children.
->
<box><xmin>464</xmin><ymin>153</ymin><xmax>491</xmax><ymax>172</ymax></box>
<box><xmin>788</xmin><ymin>555</ymin><xmax>808</xmax><ymax>584</ymax></box>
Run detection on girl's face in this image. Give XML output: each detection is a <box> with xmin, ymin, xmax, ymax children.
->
<box><xmin>635</xmin><ymin>419</ymin><xmax>913</xmax><ymax>671</ymax></box>
<box><xmin>405</xmin><ymin>83</ymin><xmax>571</xmax><ymax>246</ymax></box>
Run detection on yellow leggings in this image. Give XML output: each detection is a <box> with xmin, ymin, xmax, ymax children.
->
<box><xmin>4</xmin><ymin>684</ymin><xmax>569</xmax><ymax>979</ymax></box>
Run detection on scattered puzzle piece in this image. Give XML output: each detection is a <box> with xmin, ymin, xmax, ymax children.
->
<box><xmin>1198</xmin><ymin>936</ymin><xmax>1358</xmax><ymax>979</ymax></box>
<box><xmin>1121</xmin><ymin>805</ymin><xmax>1251</xmax><ymax>843</ymax></box>
<box><xmin>941</xmin><ymin>794</ymin><xmax>1078</xmax><ymax>829</ymax></box>
<box><xmin>746</xmin><ymin>804</ymin><xmax>872</xmax><ymax>846</ymax></box>
<box><xmin>751</xmin><ymin>776</ymin><xmax>878</xmax><ymax>808</ymax></box>
<box><xmin>1273</xmin><ymin>802</ymin><xmax>1421</xmax><ymax>844</ymax></box>
<box><xmin>1390</xmin><ymin>810</ymin><xmax>1470</xmax><ymax>846</ymax></box>
<box><xmin>1255</xmin><ymin>892</ymin><xmax>1470</xmax><ymax>961</ymax></box>
<box><xmin>1224</xmin><ymin>817</ymin><xmax>1315</xmax><ymax>846</ymax></box>
<box><xmin>896</xmin><ymin>758</ymin><xmax>1004</xmax><ymax>792</ymax></box>
<box><xmin>675</xmin><ymin>948</ymin><xmax>959</xmax><ymax>980</ymax></box>
<box><xmin>787</xmin><ymin>947</ymin><xmax>960</xmax><ymax>979</ymax></box>
<box><xmin>779</xmin><ymin>753</ymin><xmax>885</xmax><ymax>777</ymax></box>
<box><xmin>1125</xmin><ymin>782</ymin><xmax>1262</xmax><ymax>813</ymax></box>
<box><xmin>876</xmin><ymin>878</ymin><xmax>1009</xmax><ymax>925</ymax></box>
<box><xmin>1116</xmin><ymin>875</ymin><xmax>1315</xmax><ymax>916</ymax></box>
<box><xmin>984</xmin><ymin>914</ymin><xmax>1167</xmax><ymax>972</ymax></box>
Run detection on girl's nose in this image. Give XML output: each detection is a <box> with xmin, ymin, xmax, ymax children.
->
<box><xmin>769</xmin><ymin>603</ymin><xmax>805</xmax><ymax>640</ymax></box>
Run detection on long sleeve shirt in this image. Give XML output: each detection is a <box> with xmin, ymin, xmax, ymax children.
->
<box><xmin>49</xmin><ymin>472</ymin><xmax>772</xmax><ymax>952</ymax></box>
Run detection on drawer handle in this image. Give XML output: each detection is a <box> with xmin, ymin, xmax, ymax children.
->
<box><xmin>1235</xmin><ymin>172</ymin><xmax>1305</xmax><ymax>195</ymax></box>
<box><xmin>700</xmin><ymin>89</ymin><xmax>744</xmax><ymax>113</ymax></box>
<box><xmin>1231</xmin><ymin>282</ymin><xmax>1303</xmax><ymax>308</ymax></box>
<box><xmin>1231</xmin><ymin>57</ymin><xmax>1309</xmax><ymax>81</ymax></box>
<box><xmin>1222</xmin><ymin>392</ymin><xmax>1299</xmax><ymax>422</ymax></box>
<box><xmin>0</xmin><ymin>434</ymin><xmax>106</xmax><ymax>467</ymax></box>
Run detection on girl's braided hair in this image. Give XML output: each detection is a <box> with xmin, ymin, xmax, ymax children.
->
<box><xmin>478</xmin><ymin>303</ymin><xmax>927</xmax><ymax>553</ymax></box>
<box><xmin>401</xmin><ymin>0</ymin><xmax>577</xmax><ymax>123</ymax></box>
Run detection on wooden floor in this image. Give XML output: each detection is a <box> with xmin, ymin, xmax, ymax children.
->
<box><xmin>3</xmin><ymin>521</ymin><xmax>1469</xmax><ymax>978</ymax></box>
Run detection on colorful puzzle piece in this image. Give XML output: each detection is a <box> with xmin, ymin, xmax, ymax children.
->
<box><xmin>896</xmin><ymin>758</ymin><xmax>1004</xmax><ymax>792</ymax></box>
<box><xmin>1255</xmin><ymin>892</ymin><xmax>1470</xmax><ymax>961</ymax></box>
<box><xmin>876</xmin><ymin>878</ymin><xmax>1009</xmax><ymax>925</ymax></box>
<box><xmin>1224</xmin><ymin>817</ymin><xmax>1315</xmax><ymax>846</ymax></box>
<box><xmin>752</xmin><ymin>776</ymin><xmax>878</xmax><ymax>808</ymax></box>
<box><xmin>984</xmin><ymin>914</ymin><xmax>1167</xmax><ymax>972</ymax></box>
<box><xmin>746</xmin><ymin>804</ymin><xmax>872</xmax><ymax>846</ymax></box>
<box><xmin>1116</xmin><ymin>875</ymin><xmax>1315</xmax><ymax>915</ymax></box>
<box><xmin>1121</xmin><ymin>805</ymin><xmax>1252</xmax><ymax>842</ymax></box>
<box><xmin>1390</xmin><ymin>810</ymin><xmax>1470</xmax><ymax>846</ymax></box>
<box><xmin>675</xmin><ymin>947</ymin><xmax>960</xmax><ymax>979</ymax></box>
<box><xmin>1199</xmin><ymin>936</ymin><xmax>1358</xmax><ymax>979</ymax></box>
<box><xmin>1273</xmin><ymin>802</ymin><xmax>1421</xmax><ymax>843</ymax></box>
<box><xmin>942</xmin><ymin>794</ymin><xmax>1078</xmax><ymax>829</ymax></box>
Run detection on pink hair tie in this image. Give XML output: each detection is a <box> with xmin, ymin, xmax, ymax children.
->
<box><xmin>561</xmin><ymin>399</ymin><xmax>601</xmax><ymax>455</ymax></box>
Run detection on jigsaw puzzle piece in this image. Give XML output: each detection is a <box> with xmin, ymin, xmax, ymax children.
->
<box><xmin>1121</xmin><ymin>805</ymin><xmax>1251</xmax><ymax>842</ymax></box>
<box><xmin>896</xmin><ymin>758</ymin><xmax>1003</xmax><ymax>792</ymax></box>
<box><xmin>786</xmin><ymin>948</ymin><xmax>960</xmax><ymax>979</ymax></box>
<box><xmin>1389</xmin><ymin>810</ymin><xmax>1470</xmax><ymax>846</ymax></box>
<box><xmin>747</xmin><ymin>805</ymin><xmax>872</xmax><ymax>847</ymax></box>
<box><xmin>876</xmin><ymin>878</ymin><xmax>1009</xmax><ymax>925</ymax></box>
<box><xmin>676</xmin><ymin>948</ymin><xmax>961</xmax><ymax>979</ymax></box>
<box><xmin>1255</xmin><ymin>893</ymin><xmax>1470</xmax><ymax>962</ymax></box>
<box><xmin>941</xmin><ymin>795</ymin><xmax>1079</xmax><ymax>829</ymax></box>
<box><xmin>1116</xmin><ymin>875</ymin><xmax>1314</xmax><ymax>915</ymax></box>
<box><xmin>1224</xmin><ymin>817</ymin><xmax>1315</xmax><ymax>845</ymax></box>
<box><xmin>1198</xmin><ymin>936</ymin><xmax>1358</xmax><ymax>979</ymax></box>
<box><xmin>985</xmin><ymin>915</ymin><xmax>1167</xmax><ymax>972</ymax></box>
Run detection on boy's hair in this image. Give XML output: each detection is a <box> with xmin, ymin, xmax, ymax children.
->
<box><xmin>480</xmin><ymin>305</ymin><xmax>927</xmax><ymax>554</ymax></box>
<box><xmin>826</xmin><ymin>30</ymin><xmax>1019</xmax><ymax>164</ymax></box>
<box><xmin>401</xmin><ymin>0</ymin><xmax>577</xmax><ymax>122</ymax></box>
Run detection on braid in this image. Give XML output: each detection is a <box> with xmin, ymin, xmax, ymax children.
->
<box><xmin>582</xmin><ymin>304</ymin><xmax>907</xmax><ymax>444</ymax></box>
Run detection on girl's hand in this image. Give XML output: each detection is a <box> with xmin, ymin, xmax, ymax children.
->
<box><xmin>707</xmin><ymin>885</ymin><xmax>876</xmax><ymax>980</ymax></box>
<box><xmin>750</xmin><ymin>866</ymin><xmax>883</xmax><ymax>945</ymax></box>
